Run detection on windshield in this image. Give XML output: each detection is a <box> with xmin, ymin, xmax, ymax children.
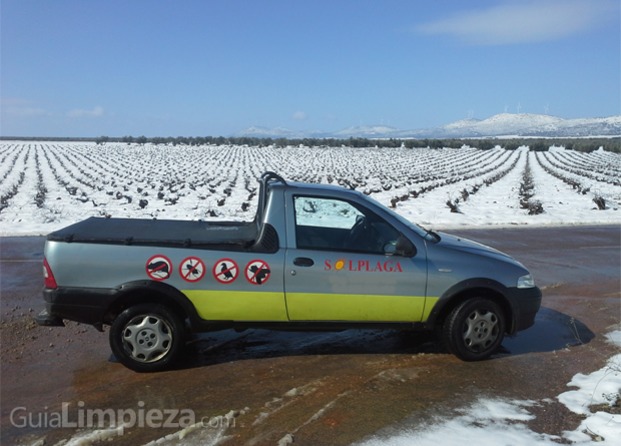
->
<box><xmin>361</xmin><ymin>194</ymin><xmax>438</xmax><ymax>241</ymax></box>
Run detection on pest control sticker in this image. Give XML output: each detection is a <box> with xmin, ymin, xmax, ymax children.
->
<box><xmin>146</xmin><ymin>255</ymin><xmax>172</xmax><ymax>281</ymax></box>
<box><xmin>245</xmin><ymin>259</ymin><xmax>271</xmax><ymax>285</ymax></box>
<box><xmin>179</xmin><ymin>257</ymin><xmax>206</xmax><ymax>283</ymax></box>
<box><xmin>213</xmin><ymin>258</ymin><xmax>239</xmax><ymax>284</ymax></box>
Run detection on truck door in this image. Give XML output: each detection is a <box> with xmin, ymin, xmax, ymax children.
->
<box><xmin>284</xmin><ymin>194</ymin><xmax>427</xmax><ymax>322</ymax></box>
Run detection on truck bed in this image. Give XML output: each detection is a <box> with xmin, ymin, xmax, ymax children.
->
<box><xmin>47</xmin><ymin>217</ymin><xmax>259</xmax><ymax>250</ymax></box>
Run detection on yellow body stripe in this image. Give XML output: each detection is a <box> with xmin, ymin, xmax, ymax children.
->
<box><xmin>183</xmin><ymin>290</ymin><xmax>288</xmax><ymax>321</ymax></box>
<box><xmin>422</xmin><ymin>296</ymin><xmax>439</xmax><ymax>321</ymax></box>
<box><xmin>185</xmin><ymin>290</ymin><xmax>438</xmax><ymax>323</ymax></box>
<box><xmin>286</xmin><ymin>293</ymin><xmax>427</xmax><ymax>321</ymax></box>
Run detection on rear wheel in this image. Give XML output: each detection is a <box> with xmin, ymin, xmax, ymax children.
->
<box><xmin>110</xmin><ymin>304</ymin><xmax>184</xmax><ymax>372</ymax></box>
<box><xmin>443</xmin><ymin>297</ymin><xmax>505</xmax><ymax>361</ymax></box>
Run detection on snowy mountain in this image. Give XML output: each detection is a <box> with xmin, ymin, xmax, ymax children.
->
<box><xmin>239</xmin><ymin>126</ymin><xmax>304</xmax><ymax>138</ymax></box>
<box><xmin>333</xmin><ymin>125</ymin><xmax>400</xmax><ymax>138</ymax></box>
<box><xmin>239</xmin><ymin>114</ymin><xmax>621</xmax><ymax>139</ymax></box>
<box><xmin>436</xmin><ymin>114</ymin><xmax>621</xmax><ymax>138</ymax></box>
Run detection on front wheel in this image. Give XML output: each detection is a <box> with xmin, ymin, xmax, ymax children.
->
<box><xmin>443</xmin><ymin>297</ymin><xmax>505</xmax><ymax>361</ymax></box>
<box><xmin>110</xmin><ymin>304</ymin><xmax>185</xmax><ymax>372</ymax></box>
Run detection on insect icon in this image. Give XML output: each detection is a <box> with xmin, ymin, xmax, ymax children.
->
<box><xmin>179</xmin><ymin>257</ymin><xmax>206</xmax><ymax>283</ymax></box>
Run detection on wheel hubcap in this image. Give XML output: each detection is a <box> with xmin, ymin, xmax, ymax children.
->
<box><xmin>462</xmin><ymin>309</ymin><xmax>499</xmax><ymax>352</ymax></box>
<box><xmin>122</xmin><ymin>315</ymin><xmax>173</xmax><ymax>363</ymax></box>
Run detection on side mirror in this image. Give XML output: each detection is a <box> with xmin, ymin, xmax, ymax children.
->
<box><xmin>384</xmin><ymin>236</ymin><xmax>416</xmax><ymax>257</ymax></box>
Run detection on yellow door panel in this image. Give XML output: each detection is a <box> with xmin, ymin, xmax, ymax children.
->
<box><xmin>184</xmin><ymin>290</ymin><xmax>288</xmax><ymax>321</ymax></box>
<box><xmin>286</xmin><ymin>292</ymin><xmax>426</xmax><ymax>321</ymax></box>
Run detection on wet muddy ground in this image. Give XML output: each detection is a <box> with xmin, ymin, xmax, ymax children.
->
<box><xmin>1</xmin><ymin>225</ymin><xmax>619</xmax><ymax>445</ymax></box>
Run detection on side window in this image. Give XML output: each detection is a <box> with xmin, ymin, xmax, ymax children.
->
<box><xmin>294</xmin><ymin>196</ymin><xmax>401</xmax><ymax>254</ymax></box>
<box><xmin>295</xmin><ymin>196</ymin><xmax>362</xmax><ymax>229</ymax></box>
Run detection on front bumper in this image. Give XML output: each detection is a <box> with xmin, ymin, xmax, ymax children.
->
<box><xmin>506</xmin><ymin>286</ymin><xmax>542</xmax><ymax>333</ymax></box>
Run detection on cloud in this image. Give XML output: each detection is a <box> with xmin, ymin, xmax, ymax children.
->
<box><xmin>416</xmin><ymin>0</ymin><xmax>617</xmax><ymax>45</ymax></box>
<box><xmin>1</xmin><ymin>98</ymin><xmax>49</xmax><ymax>117</ymax></box>
<box><xmin>67</xmin><ymin>106</ymin><xmax>105</xmax><ymax>118</ymax></box>
<box><xmin>292</xmin><ymin>111</ymin><xmax>307</xmax><ymax>121</ymax></box>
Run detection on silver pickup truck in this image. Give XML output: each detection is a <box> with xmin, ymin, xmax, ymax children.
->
<box><xmin>36</xmin><ymin>172</ymin><xmax>541</xmax><ymax>371</ymax></box>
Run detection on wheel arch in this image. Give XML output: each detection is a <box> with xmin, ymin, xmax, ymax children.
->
<box><xmin>104</xmin><ymin>280</ymin><xmax>201</xmax><ymax>329</ymax></box>
<box><xmin>427</xmin><ymin>279</ymin><xmax>516</xmax><ymax>334</ymax></box>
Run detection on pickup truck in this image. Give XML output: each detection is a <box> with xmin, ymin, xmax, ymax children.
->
<box><xmin>36</xmin><ymin>172</ymin><xmax>541</xmax><ymax>372</ymax></box>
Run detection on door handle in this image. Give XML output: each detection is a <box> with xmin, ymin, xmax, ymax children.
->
<box><xmin>293</xmin><ymin>257</ymin><xmax>314</xmax><ymax>267</ymax></box>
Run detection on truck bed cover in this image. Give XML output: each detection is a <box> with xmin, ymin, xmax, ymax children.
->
<box><xmin>47</xmin><ymin>217</ymin><xmax>258</xmax><ymax>249</ymax></box>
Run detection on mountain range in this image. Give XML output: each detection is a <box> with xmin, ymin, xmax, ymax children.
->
<box><xmin>240</xmin><ymin>113</ymin><xmax>621</xmax><ymax>139</ymax></box>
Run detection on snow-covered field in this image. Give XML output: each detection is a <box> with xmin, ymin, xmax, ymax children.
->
<box><xmin>0</xmin><ymin>141</ymin><xmax>619</xmax><ymax>236</ymax></box>
<box><xmin>1</xmin><ymin>141</ymin><xmax>620</xmax><ymax>445</ymax></box>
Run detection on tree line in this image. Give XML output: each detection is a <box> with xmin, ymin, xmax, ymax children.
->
<box><xmin>2</xmin><ymin>135</ymin><xmax>618</xmax><ymax>153</ymax></box>
<box><xmin>96</xmin><ymin>135</ymin><xmax>620</xmax><ymax>153</ymax></box>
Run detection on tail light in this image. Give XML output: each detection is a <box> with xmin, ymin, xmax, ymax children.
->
<box><xmin>43</xmin><ymin>258</ymin><xmax>58</xmax><ymax>289</ymax></box>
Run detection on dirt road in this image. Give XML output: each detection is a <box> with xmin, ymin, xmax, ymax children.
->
<box><xmin>1</xmin><ymin>225</ymin><xmax>619</xmax><ymax>445</ymax></box>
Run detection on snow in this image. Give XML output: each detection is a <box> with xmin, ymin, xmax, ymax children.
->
<box><xmin>239</xmin><ymin>113</ymin><xmax>621</xmax><ymax>138</ymax></box>
<box><xmin>61</xmin><ymin>424</ymin><xmax>127</xmax><ymax>446</ymax></box>
<box><xmin>335</xmin><ymin>125</ymin><xmax>400</xmax><ymax>137</ymax></box>
<box><xmin>357</xmin><ymin>330</ymin><xmax>621</xmax><ymax>446</ymax></box>
<box><xmin>357</xmin><ymin>399</ymin><xmax>559</xmax><ymax>446</ymax></box>
<box><xmin>460</xmin><ymin>113</ymin><xmax>621</xmax><ymax>137</ymax></box>
<box><xmin>453</xmin><ymin>113</ymin><xmax>565</xmax><ymax>136</ymax></box>
<box><xmin>0</xmin><ymin>142</ymin><xmax>619</xmax><ymax>236</ymax></box>
<box><xmin>437</xmin><ymin>114</ymin><xmax>621</xmax><ymax>138</ymax></box>
<box><xmin>140</xmin><ymin>410</ymin><xmax>239</xmax><ymax>446</ymax></box>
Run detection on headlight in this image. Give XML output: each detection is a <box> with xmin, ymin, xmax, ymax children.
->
<box><xmin>517</xmin><ymin>274</ymin><xmax>535</xmax><ymax>289</ymax></box>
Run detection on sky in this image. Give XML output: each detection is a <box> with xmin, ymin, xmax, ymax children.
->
<box><xmin>1</xmin><ymin>0</ymin><xmax>619</xmax><ymax>137</ymax></box>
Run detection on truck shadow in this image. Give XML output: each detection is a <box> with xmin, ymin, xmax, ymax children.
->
<box><xmin>170</xmin><ymin>306</ymin><xmax>594</xmax><ymax>370</ymax></box>
<box><xmin>499</xmin><ymin>306</ymin><xmax>594</xmax><ymax>356</ymax></box>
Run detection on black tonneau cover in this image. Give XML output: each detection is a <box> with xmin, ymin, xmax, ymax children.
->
<box><xmin>47</xmin><ymin>217</ymin><xmax>258</xmax><ymax>250</ymax></box>
<box><xmin>46</xmin><ymin>172</ymin><xmax>287</xmax><ymax>252</ymax></box>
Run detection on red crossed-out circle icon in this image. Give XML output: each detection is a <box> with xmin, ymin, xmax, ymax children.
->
<box><xmin>213</xmin><ymin>258</ymin><xmax>239</xmax><ymax>284</ymax></box>
<box><xmin>179</xmin><ymin>256</ymin><xmax>206</xmax><ymax>283</ymax></box>
<box><xmin>245</xmin><ymin>259</ymin><xmax>271</xmax><ymax>285</ymax></box>
<box><xmin>146</xmin><ymin>255</ymin><xmax>172</xmax><ymax>281</ymax></box>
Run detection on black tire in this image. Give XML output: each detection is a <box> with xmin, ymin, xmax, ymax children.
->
<box><xmin>442</xmin><ymin>297</ymin><xmax>505</xmax><ymax>361</ymax></box>
<box><xmin>109</xmin><ymin>304</ymin><xmax>185</xmax><ymax>372</ymax></box>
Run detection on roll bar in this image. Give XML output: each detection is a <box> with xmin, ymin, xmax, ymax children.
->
<box><xmin>260</xmin><ymin>171</ymin><xmax>287</xmax><ymax>186</ymax></box>
<box><xmin>256</xmin><ymin>171</ymin><xmax>287</xmax><ymax>224</ymax></box>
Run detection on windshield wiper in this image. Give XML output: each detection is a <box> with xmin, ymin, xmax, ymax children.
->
<box><xmin>424</xmin><ymin>228</ymin><xmax>441</xmax><ymax>242</ymax></box>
